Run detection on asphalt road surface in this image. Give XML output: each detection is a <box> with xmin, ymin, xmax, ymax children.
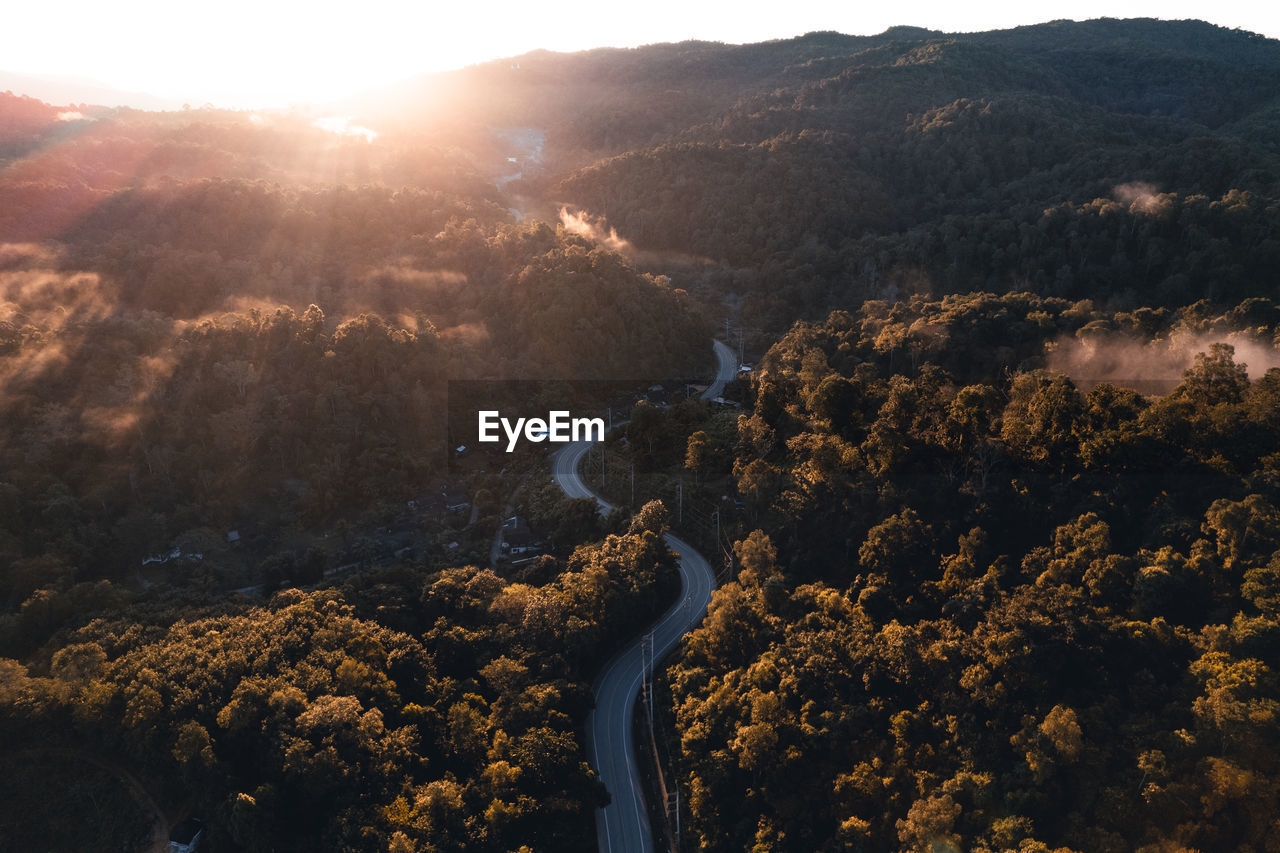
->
<box><xmin>550</xmin><ymin>341</ymin><xmax>734</xmax><ymax>853</ymax></box>
<box><xmin>706</xmin><ymin>339</ymin><xmax>737</xmax><ymax>401</ymax></box>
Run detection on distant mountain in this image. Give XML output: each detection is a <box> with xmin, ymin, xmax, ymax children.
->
<box><xmin>5</xmin><ymin>17</ymin><xmax>1279</xmax><ymax>326</ymax></box>
<box><xmin>0</xmin><ymin>70</ymin><xmax>184</xmax><ymax>110</ymax></box>
<box><xmin>354</xmin><ymin>18</ymin><xmax>1280</xmax><ymax>153</ymax></box>
<box><xmin>340</xmin><ymin>17</ymin><xmax>1280</xmax><ymax>321</ymax></box>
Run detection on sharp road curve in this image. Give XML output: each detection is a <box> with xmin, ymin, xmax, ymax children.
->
<box><xmin>551</xmin><ymin>340</ymin><xmax>736</xmax><ymax>853</ymax></box>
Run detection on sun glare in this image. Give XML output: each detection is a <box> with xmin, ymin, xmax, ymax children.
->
<box><xmin>2</xmin><ymin>0</ymin><xmax>1278</xmax><ymax>108</ymax></box>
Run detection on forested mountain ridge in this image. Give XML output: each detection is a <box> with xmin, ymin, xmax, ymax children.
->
<box><xmin>380</xmin><ymin>18</ymin><xmax>1280</xmax><ymax>156</ymax></box>
<box><xmin>656</xmin><ymin>295</ymin><xmax>1280</xmax><ymax>851</ymax></box>
<box><xmin>472</xmin><ymin>18</ymin><xmax>1280</xmax><ymax>326</ymax></box>
<box><xmin>0</xmin><ymin>92</ymin><xmax>711</xmax><ymax>602</ymax></box>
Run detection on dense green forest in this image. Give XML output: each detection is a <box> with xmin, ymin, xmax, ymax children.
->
<box><xmin>662</xmin><ymin>296</ymin><xmax>1280</xmax><ymax>850</ymax></box>
<box><xmin>0</xmin><ymin>100</ymin><xmax>708</xmax><ymax>613</ymax></box>
<box><xmin>3</xmin><ymin>15</ymin><xmax>1280</xmax><ymax>852</ymax></box>
<box><xmin>1</xmin><ymin>506</ymin><xmax>678</xmax><ymax>851</ymax></box>
<box><xmin>537</xmin><ymin>19</ymin><xmax>1280</xmax><ymax>327</ymax></box>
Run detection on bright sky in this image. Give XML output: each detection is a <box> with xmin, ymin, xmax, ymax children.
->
<box><xmin>4</xmin><ymin>1</ymin><xmax>1278</xmax><ymax>108</ymax></box>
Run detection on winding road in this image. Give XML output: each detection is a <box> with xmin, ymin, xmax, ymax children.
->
<box><xmin>551</xmin><ymin>340</ymin><xmax>736</xmax><ymax>853</ymax></box>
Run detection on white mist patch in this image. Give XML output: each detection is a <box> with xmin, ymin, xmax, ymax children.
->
<box><xmin>312</xmin><ymin>116</ymin><xmax>377</xmax><ymax>142</ymax></box>
<box><xmin>1049</xmin><ymin>330</ymin><xmax>1280</xmax><ymax>393</ymax></box>
<box><xmin>1114</xmin><ymin>181</ymin><xmax>1170</xmax><ymax>214</ymax></box>
<box><xmin>559</xmin><ymin>207</ymin><xmax>633</xmax><ymax>254</ymax></box>
<box><xmin>556</xmin><ymin>206</ymin><xmax>714</xmax><ymax>267</ymax></box>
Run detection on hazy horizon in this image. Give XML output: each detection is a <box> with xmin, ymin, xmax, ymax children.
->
<box><xmin>3</xmin><ymin>3</ymin><xmax>1279</xmax><ymax>110</ymax></box>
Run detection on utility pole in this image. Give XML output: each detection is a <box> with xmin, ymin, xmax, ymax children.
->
<box><xmin>675</xmin><ymin>784</ymin><xmax>680</xmax><ymax>848</ymax></box>
<box><xmin>677</xmin><ymin>478</ymin><xmax>683</xmax><ymax>523</ymax></box>
<box><xmin>630</xmin><ymin>462</ymin><xmax>635</xmax><ymax>507</ymax></box>
<box><xmin>639</xmin><ymin>634</ymin><xmax>647</xmax><ymax>728</ymax></box>
<box><xmin>641</xmin><ymin>633</ymin><xmax>654</xmax><ymax>726</ymax></box>
<box><xmin>640</xmin><ymin>634</ymin><xmax>646</xmax><ymax>704</ymax></box>
<box><xmin>738</xmin><ymin>327</ymin><xmax>744</xmax><ymax>364</ymax></box>
<box><xmin>647</xmin><ymin>632</ymin><xmax>654</xmax><ymax>726</ymax></box>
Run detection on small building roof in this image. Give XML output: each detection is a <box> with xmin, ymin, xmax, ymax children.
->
<box><xmin>505</xmin><ymin>527</ymin><xmax>535</xmax><ymax>547</ymax></box>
